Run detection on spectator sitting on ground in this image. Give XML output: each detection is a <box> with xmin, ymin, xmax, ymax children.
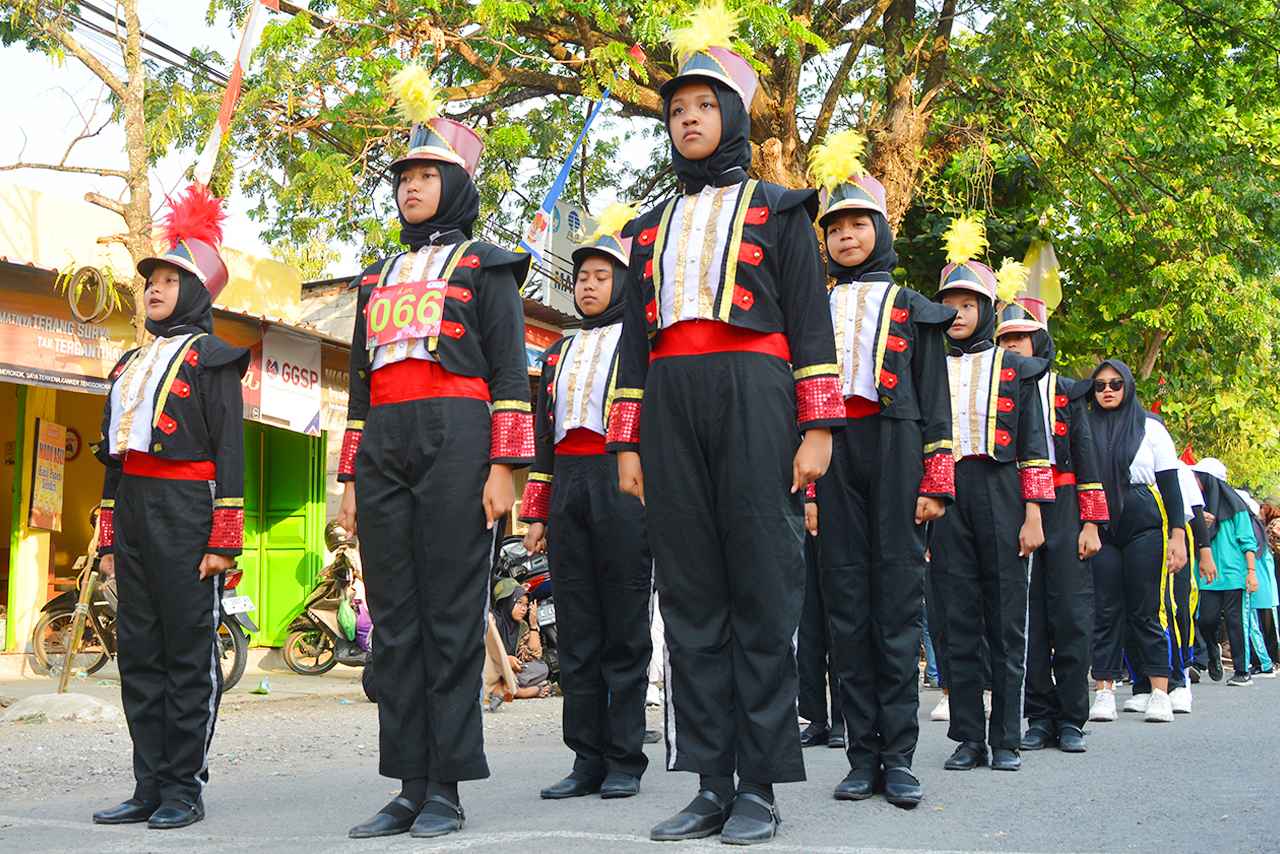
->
<box><xmin>489</xmin><ymin>578</ymin><xmax>551</xmax><ymax>702</ymax></box>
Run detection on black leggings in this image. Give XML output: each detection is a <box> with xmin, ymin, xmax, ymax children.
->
<box><xmin>1198</xmin><ymin>589</ymin><xmax>1247</xmax><ymax>677</ymax></box>
<box><xmin>1092</xmin><ymin>485</ymin><xmax>1169</xmax><ymax>682</ymax></box>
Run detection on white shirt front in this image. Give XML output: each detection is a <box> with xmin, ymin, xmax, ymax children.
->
<box><xmin>109</xmin><ymin>334</ymin><xmax>192</xmax><ymax>456</ymax></box>
<box><xmin>370</xmin><ymin>244</ymin><xmax>455</xmax><ymax>370</ymax></box>
<box><xmin>659</xmin><ymin>182</ymin><xmax>746</xmax><ymax>327</ymax></box>
<box><xmin>830</xmin><ymin>279</ymin><xmax>891</xmax><ymax>401</ymax></box>
<box><xmin>948</xmin><ymin>348</ymin><xmax>997</xmax><ymax>459</ymax></box>
<box><xmin>1176</xmin><ymin>460</ymin><xmax>1203</xmax><ymax>523</ymax></box>
<box><xmin>1128</xmin><ymin>417</ymin><xmax>1180</xmax><ymax>485</ymax></box>
<box><xmin>1038</xmin><ymin>373</ymin><xmax>1057</xmax><ymax>466</ymax></box>
<box><xmin>552</xmin><ymin>323</ymin><xmax>621</xmax><ymax>443</ymax></box>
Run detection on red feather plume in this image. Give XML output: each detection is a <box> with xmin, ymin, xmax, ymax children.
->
<box><xmin>162</xmin><ymin>183</ymin><xmax>226</xmax><ymax>250</ymax></box>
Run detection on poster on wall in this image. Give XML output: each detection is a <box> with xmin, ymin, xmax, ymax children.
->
<box><xmin>28</xmin><ymin>418</ymin><xmax>67</xmax><ymax>532</ymax></box>
<box><xmin>261</xmin><ymin>328</ymin><xmax>322</xmax><ymax>436</ymax></box>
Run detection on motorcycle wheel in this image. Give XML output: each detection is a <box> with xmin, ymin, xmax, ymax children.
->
<box><xmin>217</xmin><ymin>617</ymin><xmax>249</xmax><ymax>692</ymax></box>
<box><xmin>282</xmin><ymin>628</ymin><xmax>337</xmax><ymax>675</ymax></box>
<box><xmin>31</xmin><ymin>609</ymin><xmax>111</xmax><ymax>676</ymax></box>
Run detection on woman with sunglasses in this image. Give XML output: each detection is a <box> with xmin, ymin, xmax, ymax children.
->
<box><xmin>1086</xmin><ymin>360</ymin><xmax>1188</xmax><ymax>724</ymax></box>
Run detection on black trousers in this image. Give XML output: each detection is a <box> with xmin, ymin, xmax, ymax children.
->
<box><xmin>1198</xmin><ymin>589</ymin><xmax>1247</xmax><ymax>677</ymax></box>
<box><xmin>1024</xmin><ymin>485</ymin><xmax>1094</xmax><ymax>727</ymax></box>
<box><xmin>1127</xmin><ymin>557</ymin><xmax>1195</xmax><ymax>693</ymax></box>
<box><xmin>548</xmin><ymin>452</ymin><xmax>652</xmax><ymax>780</ymax></box>
<box><xmin>115</xmin><ymin>474</ymin><xmax>224</xmax><ymax>805</ymax></box>
<box><xmin>931</xmin><ymin>457</ymin><xmax>1028</xmax><ymax>751</ymax></box>
<box><xmin>642</xmin><ymin>352</ymin><xmax>806</xmax><ymax>784</ymax></box>
<box><xmin>817</xmin><ymin>415</ymin><xmax>925</xmax><ymax>770</ymax></box>
<box><xmin>356</xmin><ymin>397</ymin><xmax>492</xmax><ymax>782</ymax></box>
<box><xmin>1091</xmin><ymin>484</ymin><xmax>1168</xmax><ymax>682</ymax></box>
<box><xmin>797</xmin><ymin>534</ymin><xmax>840</xmax><ymax>729</ymax></box>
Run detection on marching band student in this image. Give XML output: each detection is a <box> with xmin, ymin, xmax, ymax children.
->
<box><xmin>807</xmin><ymin>131</ymin><xmax>956</xmax><ymax>808</ymax></box>
<box><xmin>92</xmin><ymin>186</ymin><xmax>248</xmax><ymax>830</ymax></box>
<box><xmin>521</xmin><ymin>205</ymin><xmax>654</xmax><ymax>802</ymax></box>
<box><xmin>337</xmin><ymin>68</ymin><xmax>533</xmax><ymax>840</ymax></box>
<box><xmin>608</xmin><ymin>3</ymin><xmax>844</xmax><ymax>843</ymax></box>
<box><xmin>928</xmin><ymin>219</ymin><xmax>1054</xmax><ymax>774</ymax></box>
<box><xmin>995</xmin><ymin>299</ymin><xmax>1108</xmax><ymax>754</ymax></box>
<box><xmin>1086</xmin><ymin>360</ymin><xmax>1187</xmax><ymax>724</ymax></box>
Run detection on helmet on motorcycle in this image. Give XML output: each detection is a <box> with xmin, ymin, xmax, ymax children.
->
<box><xmin>325</xmin><ymin>520</ymin><xmax>356</xmax><ymax>552</ymax></box>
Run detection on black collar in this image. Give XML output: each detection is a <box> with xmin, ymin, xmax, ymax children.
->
<box><xmin>948</xmin><ymin>339</ymin><xmax>995</xmax><ymax>357</ymax></box>
<box><xmin>682</xmin><ymin>167</ymin><xmax>749</xmax><ymax>196</ymax></box>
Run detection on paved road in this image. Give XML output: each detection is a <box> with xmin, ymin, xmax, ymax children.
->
<box><xmin>1</xmin><ymin>670</ymin><xmax>1277</xmax><ymax>853</ymax></box>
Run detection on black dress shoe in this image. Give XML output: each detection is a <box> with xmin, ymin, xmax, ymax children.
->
<box><xmin>147</xmin><ymin>800</ymin><xmax>204</xmax><ymax>830</ymax></box>
<box><xmin>799</xmin><ymin>722</ymin><xmax>830</xmax><ymax>747</ymax></box>
<box><xmin>991</xmin><ymin>748</ymin><xmax>1022</xmax><ymax>771</ymax></box>
<box><xmin>600</xmin><ymin>772</ymin><xmax>640</xmax><ymax>799</ymax></box>
<box><xmin>348</xmin><ymin>797</ymin><xmax>422</xmax><ymax>838</ymax></box>
<box><xmin>540</xmin><ymin>773</ymin><xmax>603</xmax><ymax>799</ymax></box>
<box><xmin>1057</xmin><ymin>724</ymin><xmax>1087</xmax><ymax>753</ymax></box>
<box><xmin>1209</xmin><ymin>655</ymin><xmax>1224</xmax><ymax>682</ymax></box>
<box><xmin>1020</xmin><ymin>720</ymin><xmax>1057</xmax><ymax>751</ymax></box>
<box><xmin>410</xmin><ymin>795</ymin><xmax>465</xmax><ymax>838</ymax></box>
<box><xmin>944</xmin><ymin>741</ymin><xmax>989</xmax><ymax>770</ymax></box>
<box><xmin>721</xmin><ymin>793</ymin><xmax>780</xmax><ymax>846</ymax></box>
<box><xmin>650</xmin><ymin>789</ymin><xmax>731</xmax><ymax>841</ymax></box>
<box><xmin>882</xmin><ymin>767</ymin><xmax>923</xmax><ymax>809</ymax></box>
<box><xmin>833</xmin><ymin>767</ymin><xmax>877</xmax><ymax>801</ymax></box>
<box><xmin>93</xmin><ymin>799</ymin><xmax>159</xmax><ymax>825</ymax></box>
<box><xmin>827</xmin><ymin>725</ymin><xmax>846</xmax><ymax>749</ymax></box>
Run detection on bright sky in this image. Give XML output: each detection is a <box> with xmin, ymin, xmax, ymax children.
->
<box><xmin>2</xmin><ymin>2</ymin><xmax>280</xmax><ymax>261</ymax></box>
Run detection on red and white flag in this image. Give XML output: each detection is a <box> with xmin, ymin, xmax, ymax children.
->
<box><xmin>193</xmin><ymin>0</ymin><xmax>278</xmax><ymax>185</ymax></box>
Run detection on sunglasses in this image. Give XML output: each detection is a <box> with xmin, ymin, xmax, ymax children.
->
<box><xmin>1094</xmin><ymin>378</ymin><xmax>1125</xmax><ymax>392</ymax></box>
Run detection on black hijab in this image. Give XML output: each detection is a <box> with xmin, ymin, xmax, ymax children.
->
<box><xmin>493</xmin><ymin>585</ymin><xmax>527</xmax><ymax>654</ymax></box>
<box><xmin>827</xmin><ymin>209</ymin><xmax>898</xmax><ymax>282</ymax></box>
<box><xmin>1196</xmin><ymin>472</ymin><xmax>1249</xmax><ymax>535</ymax></box>
<box><xmin>395</xmin><ymin>160</ymin><xmax>480</xmax><ymax>247</ymax></box>
<box><xmin>1030</xmin><ymin>327</ymin><xmax>1056</xmax><ymax>364</ymax></box>
<box><xmin>145</xmin><ymin>268</ymin><xmax>213</xmax><ymax>338</ymax></box>
<box><xmin>1087</xmin><ymin>359</ymin><xmax>1147</xmax><ymax>518</ymax></box>
<box><xmin>664</xmin><ymin>80</ymin><xmax>752</xmax><ymax>194</ymax></box>
<box><xmin>943</xmin><ymin>291</ymin><xmax>996</xmax><ymax>355</ymax></box>
<box><xmin>571</xmin><ymin>251</ymin><xmax>628</xmax><ymax>330</ymax></box>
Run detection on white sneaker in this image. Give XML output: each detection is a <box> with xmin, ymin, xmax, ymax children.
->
<box><xmin>646</xmin><ymin>685</ymin><xmax>662</xmax><ymax>707</ymax></box>
<box><xmin>930</xmin><ymin>695</ymin><xmax>950</xmax><ymax>722</ymax></box>
<box><xmin>1089</xmin><ymin>689</ymin><xmax>1117</xmax><ymax>722</ymax></box>
<box><xmin>1257</xmin><ymin>665</ymin><xmax>1278</xmax><ymax>679</ymax></box>
<box><xmin>1144</xmin><ymin>689</ymin><xmax>1174</xmax><ymax>723</ymax></box>
<box><xmin>1169</xmin><ymin>686</ymin><xmax>1193</xmax><ymax>714</ymax></box>
<box><xmin>1122</xmin><ymin>693</ymin><xmax>1150</xmax><ymax>714</ymax></box>
<box><xmin>983</xmin><ymin>689</ymin><xmax>992</xmax><ymax>719</ymax></box>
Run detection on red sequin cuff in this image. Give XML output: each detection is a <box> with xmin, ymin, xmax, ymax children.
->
<box><xmin>98</xmin><ymin>506</ymin><xmax>115</xmax><ymax>552</ymax></box>
<box><xmin>919</xmin><ymin>452</ymin><xmax>956</xmax><ymax>499</ymax></box>
<box><xmin>804</xmin><ymin>482</ymin><xmax>817</xmax><ymax>501</ymax></box>
<box><xmin>795</xmin><ymin>375</ymin><xmax>845</xmax><ymax>428</ymax></box>
<box><xmin>208</xmin><ymin>507</ymin><xmax>245</xmax><ymax>553</ymax></box>
<box><xmin>338</xmin><ymin>427</ymin><xmax>362</xmax><ymax>481</ymax></box>
<box><xmin>491</xmin><ymin>410</ymin><xmax>535</xmax><ymax>462</ymax></box>
<box><xmin>1077</xmin><ymin>486</ymin><xmax>1110</xmax><ymax>523</ymax></box>
<box><xmin>606</xmin><ymin>400</ymin><xmax>642</xmax><ymax>448</ymax></box>
<box><xmin>521</xmin><ymin>476</ymin><xmax>553</xmax><ymax>522</ymax></box>
<box><xmin>1019</xmin><ymin>466</ymin><xmax>1055</xmax><ymax>502</ymax></box>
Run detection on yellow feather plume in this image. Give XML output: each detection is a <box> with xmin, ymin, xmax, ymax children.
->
<box><xmin>390</xmin><ymin>64</ymin><xmax>441</xmax><ymax>125</ymax></box>
<box><xmin>996</xmin><ymin>258</ymin><xmax>1031</xmax><ymax>304</ymax></box>
<box><xmin>667</xmin><ymin>1</ymin><xmax>741</xmax><ymax>61</ymax></box>
<box><xmin>807</xmin><ymin>129</ymin><xmax>868</xmax><ymax>191</ymax></box>
<box><xmin>590</xmin><ymin>202</ymin><xmax>639</xmax><ymax>241</ymax></box>
<box><xmin>943</xmin><ymin>214</ymin><xmax>987</xmax><ymax>265</ymax></box>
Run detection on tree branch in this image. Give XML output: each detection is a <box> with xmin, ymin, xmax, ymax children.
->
<box><xmin>809</xmin><ymin>0</ymin><xmax>891</xmax><ymax>147</ymax></box>
<box><xmin>42</xmin><ymin>17</ymin><xmax>128</xmax><ymax>99</ymax></box>
<box><xmin>0</xmin><ymin>161</ymin><xmax>129</xmax><ymax>179</ymax></box>
<box><xmin>85</xmin><ymin>192</ymin><xmax>126</xmax><ymax>215</ymax></box>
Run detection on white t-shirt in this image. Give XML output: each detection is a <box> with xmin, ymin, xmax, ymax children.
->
<box><xmin>1128</xmin><ymin>417</ymin><xmax>1180</xmax><ymax>485</ymax></box>
<box><xmin>1176</xmin><ymin>460</ymin><xmax>1203</xmax><ymax>523</ymax></box>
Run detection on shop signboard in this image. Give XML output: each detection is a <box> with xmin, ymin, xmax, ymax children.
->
<box><xmin>28</xmin><ymin>418</ymin><xmax>67</xmax><ymax>532</ymax></box>
<box><xmin>261</xmin><ymin>328</ymin><xmax>322</xmax><ymax>436</ymax></box>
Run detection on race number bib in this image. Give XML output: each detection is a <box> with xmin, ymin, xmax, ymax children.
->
<box><xmin>366</xmin><ymin>279</ymin><xmax>448</xmax><ymax>348</ymax></box>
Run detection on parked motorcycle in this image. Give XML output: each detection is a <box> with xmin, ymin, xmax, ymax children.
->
<box><xmin>31</xmin><ymin>548</ymin><xmax>255</xmax><ymax>692</ymax></box>
<box><xmin>492</xmin><ymin>535</ymin><xmax>559</xmax><ymax>681</ymax></box>
<box><xmin>282</xmin><ymin>522</ymin><xmax>371</xmax><ymax>677</ymax></box>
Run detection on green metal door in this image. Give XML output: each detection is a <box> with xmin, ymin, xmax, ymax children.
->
<box><xmin>238</xmin><ymin>422</ymin><xmax>326</xmax><ymax>646</ymax></box>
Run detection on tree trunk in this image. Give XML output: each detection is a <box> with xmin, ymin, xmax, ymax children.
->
<box><xmin>1138</xmin><ymin>328</ymin><xmax>1170</xmax><ymax>380</ymax></box>
<box><xmin>120</xmin><ymin>0</ymin><xmax>152</xmax><ymax>345</ymax></box>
